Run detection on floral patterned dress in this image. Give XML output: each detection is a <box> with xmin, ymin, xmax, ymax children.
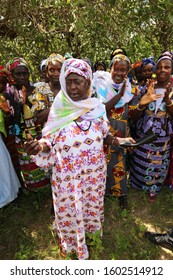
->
<box><xmin>33</xmin><ymin>114</ymin><xmax>109</xmax><ymax>260</ymax></box>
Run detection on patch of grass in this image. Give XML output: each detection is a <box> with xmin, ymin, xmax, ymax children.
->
<box><xmin>0</xmin><ymin>186</ymin><xmax>173</xmax><ymax>260</ymax></box>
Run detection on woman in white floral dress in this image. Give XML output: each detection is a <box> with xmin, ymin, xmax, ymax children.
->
<box><xmin>24</xmin><ymin>58</ymin><xmax>135</xmax><ymax>259</ymax></box>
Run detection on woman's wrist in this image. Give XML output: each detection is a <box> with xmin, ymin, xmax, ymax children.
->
<box><xmin>136</xmin><ymin>103</ymin><xmax>146</xmax><ymax>111</ymax></box>
<box><xmin>38</xmin><ymin>142</ymin><xmax>50</xmax><ymax>153</ymax></box>
<box><xmin>39</xmin><ymin>144</ymin><xmax>44</xmax><ymax>153</ymax></box>
<box><xmin>165</xmin><ymin>100</ymin><xmax>173</xmax><ymax>107</ymax></box>
<box><xmin>112</xmin><ymin>137</ymin><xmax>119</xmax><ymax>146</ymax></box>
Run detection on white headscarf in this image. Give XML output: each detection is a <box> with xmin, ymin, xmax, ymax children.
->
<box><xmin>92</xmin><ymin>71</ymin><xmax>133</xmax><ymax>108</ymax></box>
<box><xmin>42</xmin><ymin>58</ymin><xmax>105</xmax><ymax>136</ymax></box>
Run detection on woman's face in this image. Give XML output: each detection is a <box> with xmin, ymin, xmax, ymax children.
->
<box><xmin>96</xmin><ymin>65</ymin><xmax>105</xmax><ymax>71</ymax></box>
<box><xmin>134</xmin><ymin>67</ymin><xmax>143</xmax><ymax>82</ymax></box>
<box><xmin>142</xmin><ymin>64</ymin><xmax>153</xmax><ymax>81</ymax></box>
<box><xmin>66</xmin><ymin>73</ymin><xmax>90</xmax><ymax>101</ymax></box>
<box><xmin>111</xmin><ymin>60</ymin><xmax>129</xmax><ymax>84</ymax></box>
<box><xmin>12</xmin><ymin>66</ymin><xmax>29</xmax><ymax>87</ymax></box>
<box><xmin>47</xmin><ymin>61</ymin><xmax>62</xmax><ymax>85</ymax></box>
<box><xmin>156</xmin><ymin>59</ymin><xmax>172</xmax><ymax>84</ymax></box>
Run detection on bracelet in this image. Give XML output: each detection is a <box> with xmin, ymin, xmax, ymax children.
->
<box><xmin>166</xmin><ymin>101</ymin><xmax>173</xmax><ymax>107</ymax></box>
<box><xmin>39</xmin><ymin>144</ymin><xmax>44</xmax><ymax>153</ymax></box>
<box><xmin>136</xmin><ymin>103</ymin><xmax>146</xmax><ymax>111</ymax></box>
<box><xmin>112</xmin><ymin>138</ymin><xmax>116</xmax><ymax>146</ymax></box>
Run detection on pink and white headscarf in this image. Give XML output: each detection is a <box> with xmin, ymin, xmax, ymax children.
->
<box><xmin>42</xmin><ymin>58</ymin><xmax>105</xmax><ymax>136</ymax></box>
<box><xmin>156</xmin><ymin>51</ymin><xmax>173</xmax><ymax>65</ymax></box>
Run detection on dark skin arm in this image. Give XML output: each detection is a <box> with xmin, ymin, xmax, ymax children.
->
<box><xmin>24</xmin><ymin>133</ymin><xmax>50</xmax><ymax>156</ymax></box>
<box><xmin>130</xmin><ymin>79</ymin><xmax>163</xmax><ymax>122</ymax></box>
<box><xmin>35</xmin><ymin>108</ymin><xmax>50</xmax><ymax>125</ymax></box>
<box><xmin>104</xmin><ymin>133</ymin><xmax>136</xmax><ymax>146</ymax></box>
<box><xmin>24</xmin><ymin>132</ymin><xmax>135</xmax><ymax>155</ymax></box>
<box><xmin>163</xmin><ymin>83</ymin><xmax>173</xmax><ymax>116</ymax></box>
<box><xmin>104</xmin><ymin>79</ymin><xmax>127</xmax><ymax>113</ymax></box>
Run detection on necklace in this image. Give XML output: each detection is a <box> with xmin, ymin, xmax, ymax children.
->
<box><xmin>74</xmin><ymin>120</ymin><xmax>92</xmax><ymax>131</ymax></box>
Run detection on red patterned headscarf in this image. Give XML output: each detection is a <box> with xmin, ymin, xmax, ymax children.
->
<box><xmin>6</xmin><ymin>57</ymin><xmax>29</xmax><ymax>84</ymax></box>
<box><xmin>6</xmin><ymin>57</ymin><xmax>29</xmax><ymax>73</ymax></box>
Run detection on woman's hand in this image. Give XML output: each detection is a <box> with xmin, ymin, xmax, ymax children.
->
<box><xmin>116</xmin><ymin>137</ymin><xmax>136</xmax><ymax>146</ymax></box>
<box><xmin>119</xmin><ymin>78</ymin><xmax>127</xmax><ymax>97</ymax></box>
<box><xmin>23</xmin><ymin>133</ymin><xmax>43</xmax><ymax>156</ymax></box>
<box><xmin>104</xmin><ymin>135</ymin><xmax>136</xmax><ymax>147</ymax></box>
<box><xmin>0</xmin><ymin>96</ymin><xmax>10</xmax><ymax>113</ymax></box>
<box><xmin>139</xmin><ymin>79</ymin><xmax>163</xmax><ymax>107</ymax></box>
<box><xmin>164</xmin><ymin>82</ymin><xmax>173</xmax><ymax>102</ymax></box>
<box><xmin>35</xmin><ymin>108</ymin><xmax>50</xmax><ymax>125</ymax></box>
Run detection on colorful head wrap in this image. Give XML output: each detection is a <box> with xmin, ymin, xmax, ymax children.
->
<box><xmin>64</xmin><ymin>58</ymin><xmax>92</xmax><ymax>82</ymax></box>
<box><xmin>110</xmin><ymin>54</ymin><xmax>131</xmax><ymax>69</ymax></box>
<box><xmin>46</xmin><ymin>53</ymin><xmax>65</xmax><ymax>67</ymax></box>
<box><xmin>141</xmin><ymin>57</ymin><xmax>156</xmax><ymax>71</ymax></box>
<box><xmin>6</xmin><ymin>57</ymin><xmax>29</xmax><ymax>73</ymax></box>
<box><xmin>110</xmin><ymin>48</ymin><xmax>127</xmax><ymax>60</ymax></box>
<box><xmin>132</xmin><ymin>60</ymin><xmax>142</xmax><ymax>69</ymax></box>
<box><xmin>42</xmin><ymin>58</ymin><xmax>105</xmax><ymax>136</ymax></box>
<box><xmin>157</xmin><ymin>51</ymin><xmax>173</xmax><ymax>65</ymax></box>
<box><xmin>0</xmin><ymin>66</ymin><xmax>9</xmax><ymax>78</ymax></box>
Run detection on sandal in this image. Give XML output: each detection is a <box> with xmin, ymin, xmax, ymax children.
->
<box><xmin>148</xmin><ymin>194</ymin><xmax>157</xmax><ymax>202</ymax></box>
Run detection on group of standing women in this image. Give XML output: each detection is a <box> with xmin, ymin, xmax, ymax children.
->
<box><xmin>1</xmin><ymin>53</ymin><xmax>65</xmax><ymax>193</ymax></box>
<box><xmin>0</xmin><ymin>49</ymin><xmax>173</xmax><ymax>260</ymax></box>
<box><xmin>93</xmin><ymin>50</ymin><xmax>173</xmax><ymax>203</ymax></box>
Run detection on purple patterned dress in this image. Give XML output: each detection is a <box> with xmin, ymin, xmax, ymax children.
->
<box><xmin>129</xmin><ymin>90</ymin><xmax>173</xmax><ymax>197</ymax></box>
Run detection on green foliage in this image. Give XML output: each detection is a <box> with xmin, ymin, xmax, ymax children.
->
<box><xmin>86</xmin><ymin>230</ymin><xmax>104</xmax><ymax>259</ymax></box>
<box><xmin>0</xmin><ymin>0</ymin><xmax>173</xmax><ymax>80</ymax></box>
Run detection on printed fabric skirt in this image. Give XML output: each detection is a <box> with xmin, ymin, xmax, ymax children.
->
<box><xmin>130</xmin><ymin>135</ymin><xmax>170</xmax><ymax>196</ymax></box>
<box><xmin>15</xmin><ymin>136</ymin><xmax>50</xmax><ymax>191</ymax></box>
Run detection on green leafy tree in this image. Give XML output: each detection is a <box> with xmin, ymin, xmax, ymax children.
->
<box><xmin>0</xmin><ymin>0</ymin><xmax>172</xmax><ymax>80</ymax></box>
